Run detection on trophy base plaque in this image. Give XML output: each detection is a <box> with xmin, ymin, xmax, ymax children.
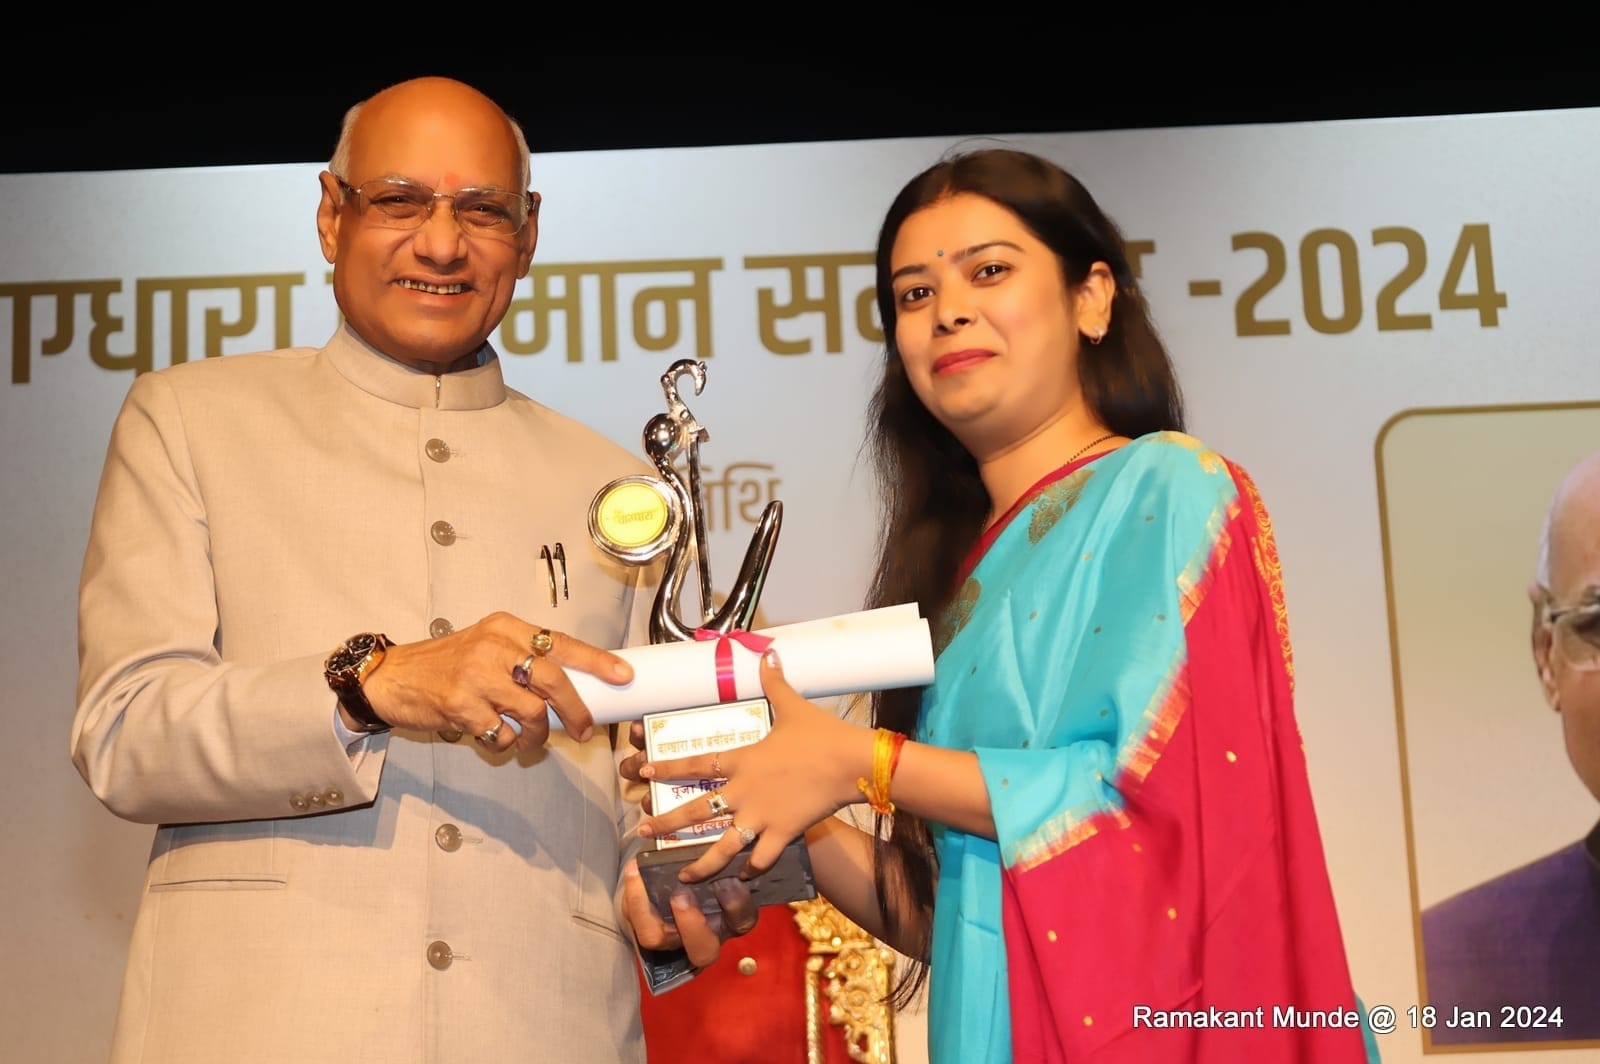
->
<box><xmin>642</xmin><ymin>696</ymin><xmax>773</xmax><ymax>847</ymax></box>
<box><xmin>638</xmin><ymin>694</ymin><xmax>817</xmax><ymax>926</ymax></box>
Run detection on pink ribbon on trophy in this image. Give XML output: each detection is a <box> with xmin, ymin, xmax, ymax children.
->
<box><xmin>693</xmin><ymin>628</ymin><xmax>774</xmax><ymax>702</ymax></box>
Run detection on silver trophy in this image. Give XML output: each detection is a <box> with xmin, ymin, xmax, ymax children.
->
<box><xmin>590</xmin><ymin>358</ymin><xmax>782</xmax><ymax>643</ymax></box>
<box><xmin>589</xmin><ymin>360</ymin><xmax>816</xmax><ymax>984</ymax></box>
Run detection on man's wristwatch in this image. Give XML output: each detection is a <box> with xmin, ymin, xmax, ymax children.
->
<box><xmin>324</xmin><ymin>632</ymin><xmax>393</xmax><ymax>734</ymax></box>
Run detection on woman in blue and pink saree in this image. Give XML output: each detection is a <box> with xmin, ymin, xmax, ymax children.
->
<box><xmin>921</xmin><ymin>432</ymin><xmax>1375</xmax><ymax>1061</ymax></box>
<box><xmin>633</xmin><ymin>148</ymin><xmax>1377</xmax><ymax>1063</ymax></box>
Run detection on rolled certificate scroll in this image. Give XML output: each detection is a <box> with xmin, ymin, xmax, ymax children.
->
<box><xmin>555</xmin><ymin>604</ymin><xmax>934</xmax><ymax>727</ymax></box>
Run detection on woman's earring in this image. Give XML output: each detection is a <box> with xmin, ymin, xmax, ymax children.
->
<box><xmin>1086</xmin><ymin>329</ymin><xmax>1105</xmax><ymax>346</ymax></box>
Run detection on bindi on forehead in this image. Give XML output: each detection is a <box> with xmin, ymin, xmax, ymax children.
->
<box><xmin>441</xmin><ymin>171</ymin><xmax>460</xmax><ymax>188</ymax></box>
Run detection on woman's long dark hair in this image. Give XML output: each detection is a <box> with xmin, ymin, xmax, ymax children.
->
<box><xmin>862</xmin><ymin>148</ymin><xmax>1185</xmax><ymax>1004</ymax></box>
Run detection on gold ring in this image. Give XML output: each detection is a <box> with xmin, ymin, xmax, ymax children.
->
<box><xmin>710</xmin><ymin>753</ymin><xmax>724</xmax><ymax>778</ymax></box>
<box><xmin>706</xmin><ymin>789</ymin><xmax>730</xmax><ymax>817</ymax></box>
<box><xmin>531</xmin><ymin>628</ymin><xmax>555</xmax><ymax>657</ymax></box>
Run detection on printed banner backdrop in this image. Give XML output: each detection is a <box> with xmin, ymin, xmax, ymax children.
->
<box><xmin>4</xmin><ymin>108</ymin><xmax>1598</xmax><ymax>1062</ymax></box>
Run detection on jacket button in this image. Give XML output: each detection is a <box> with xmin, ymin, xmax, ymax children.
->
<box><xmin>737</xmin><ymin>956</ymin><xmax>758</xmax><ymax>976</ymax></box>
<box><xmin>429</xmin><ymin>617</ymin><xmax>454</xmax><ymax>638</ymax></box>
<box><xmin>425</xmin><ymin>438</ymin><xmax>452</xmax><ymax>463</ymax></box>
<box><xmin>323</xmin><ymin>788</ymin><xmax>344</xmax><ymax>807</ymax></box>
<box><xmin>435</xmin><ymin>824</ymin><xmax>463</xmax><ymax>852</ymax></box>
<box><xmin>430</xmin><ymin>520</ymin><xmax>457</xmax><ymax>546</ymax></box>
<box><xmin>289</xmin><ymin>794</ymin><xmax>308</xmax><ymax>812</ymax></box>
<box><xmin>427</xmin><ymin>941</ymin><xmax>454</xmax><ymax>971</ymax></box>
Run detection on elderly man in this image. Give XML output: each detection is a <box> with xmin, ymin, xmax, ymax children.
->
<box><xmin>71</xmin><ymin>76</ymin><xmax>742</xmax><ymax>1064</ymax></box>
<box><xmin>1420</xmin><ymin>449</ymin><xmax>1600</xmax><ymax>1046</ymax></box>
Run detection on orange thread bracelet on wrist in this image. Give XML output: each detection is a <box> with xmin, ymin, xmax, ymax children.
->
<box><xmin>856</xmin><ymin>728</ymin><xmax>907</xmax><ymax>815</ymax></box>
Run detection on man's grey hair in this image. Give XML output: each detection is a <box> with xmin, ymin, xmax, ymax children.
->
<box><xmin>326</xmin><ymin>99</ymin><xmax>532</xmax><ymax>192</ymax></box>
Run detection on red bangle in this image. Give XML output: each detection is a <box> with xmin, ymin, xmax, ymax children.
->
<box><xmin>887</xmin><ymin>730</ymin><xmax>907</xmax><ymax>780</ymax></box>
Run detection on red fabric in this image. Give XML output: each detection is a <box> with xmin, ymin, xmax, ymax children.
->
<box><xmin>1002</xmin><ymin>463</ymin><xmax>1369</xmax><ymax>1062</ymax></box>
<box><xmin>637</xmin><ymin>912</ymin><xmax>857</xmax><ymax>1064</ymax></box>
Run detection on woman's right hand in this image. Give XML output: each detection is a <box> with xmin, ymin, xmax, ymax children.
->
<box><xmin>632</xmin><ymin>647</ymin><xmax>873</xmax><ymax>882</ymax></box>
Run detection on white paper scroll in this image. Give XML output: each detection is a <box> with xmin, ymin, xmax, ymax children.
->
<box><xmin>555</xmin><ymin>603</ymin><xmax>934</xmax><ymax>727</ymax></box>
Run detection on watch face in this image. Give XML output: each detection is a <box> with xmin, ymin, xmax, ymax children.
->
<box><xmin>328</xmin><ymin>633</ymin><xmax>380</xmax><ymax>675</ymax></box>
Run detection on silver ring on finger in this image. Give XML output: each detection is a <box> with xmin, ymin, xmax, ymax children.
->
<box><xmin>475</xmin><ymin>721</ymin><xmax>503</xmax><ymax>747</ymax></box>
<box><xmin>706</xmin><ymin>789</ymin><xmax>730</xmax><ymax>818</ymax></box>
<box><xmin>511</xmin><ymin>653</ymin><xmax>537</xmax><ymax>688</ymax></box>
<box><xmin>731</xmin><ymin>822</ymin><xmax>756</xmax><ymax>848</ymax></box>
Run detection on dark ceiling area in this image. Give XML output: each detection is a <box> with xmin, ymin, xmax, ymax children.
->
<box><xmin>5</xmin><ymin>59</ymin><xmax>1593</xmax><ymax>176</ymax></box>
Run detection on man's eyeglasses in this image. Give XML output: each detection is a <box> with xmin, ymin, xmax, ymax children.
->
<box><xmin>1541</xmin><ymin>591</ymin><xmax>1600</xmax><ymax>671</ymax></box>
<box><xmin>336</xmin><ymin>177</ymin><xmax>539</xmax><ymax>237</ymax></box>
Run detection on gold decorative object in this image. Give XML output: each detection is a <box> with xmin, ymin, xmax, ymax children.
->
<box><xmin>790</xmin><ymin>898</ymin><xmax>896</xmax><ymax>1064</ymax></box>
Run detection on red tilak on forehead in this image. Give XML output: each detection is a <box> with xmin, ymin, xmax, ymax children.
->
<box><xmin>442</xmin><ymin>171</ymin><xmax>460</xmax><ymax>188</ymax></box>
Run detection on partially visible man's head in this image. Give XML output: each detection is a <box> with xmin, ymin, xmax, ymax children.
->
<box><xmin>1531</xmin><ymin>449</ymin><xmax>1600</xmax><ymax>802</ymax></box>
<box><xmin>316</xmin><ymin>77</ymin><xmax>537</xmax><ymax>372</ymax></box>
